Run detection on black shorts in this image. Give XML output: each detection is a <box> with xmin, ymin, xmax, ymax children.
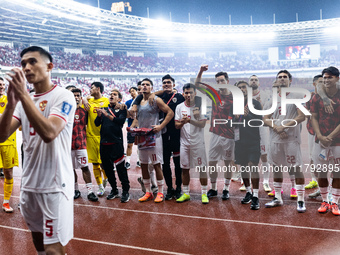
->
<box><xmin>127</xmin><ymin>132</ymin><xmax>135</xmax><ymax>144</ymax></box>
<box><xmin>235</xmin><ymin>142</ymin><xmax>261</xmax><ymax>166</ymax></box>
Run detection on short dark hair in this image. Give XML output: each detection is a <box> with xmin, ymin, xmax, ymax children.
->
<box><xmin>111</xmin><ymin>89</ymin><xmax>122</xmax><ymax>99</ymax></box>
<box><xmin>0</xmin><ymin>77</ymin><xmax>4</xmax><ymax>81</ymax></box>
<box><xmin>20</xmin><ymin>46</ymin><xmax>53</xmax><ymax>63</ymax></box>
<box><xmin>141</xmin><ymin>78</ymin><xmax>153</xmax><ymax>86</ymax></box>
<box><xmin>322</xmin><ymin>66</ymin><xmax>340</xmax><ymax>77</ymax></box>
<box><xmin>183</xmin><ymin>83</ymin><xmax>196</xmax><ymax>91</ymax></box>
<box><xmin>313</xmin><ymin>74</ymin><xmax>323</xmax><ymax>82</ymax></box>
<box><xmin>235</xmin><ymin>80</ymin><xmax>249</xmax><ymax>87</ymax></box>
<box><xmin>129</xmin><ymin>87</ymin><xmax>137</xmax><ymax>93</ymax></box>
<box><xmin>277</xmin><ymin>70</ymin><xmax>292</xmax><ymax>80</ymax></box>
<box><xmin>249</xmin><ymin>74</ymin><xmax>258</xmax><ymax>79</ymax></box>
<box><xmin>137</xmin><ymin>81</ymin><xmax>142</xmax><ymax>86</ymax></box>
<box><xmin>215</xmin><ymin>72</ymin><xmax>229</xmax><ymax>81</ymax></box>
<box><xmin>91</xmin><ymin>82</ymin><xmax>104</xmax><ymax>93</ymax></box>
<box><xmin>65</xmin><ymin>85</ymin><xmax>76</xmax><ymax>90</ymax></box>
<box><xmin>162</xmin><ymin>74</ymin><xmax>175</xmax><ymax>83</ymax></box>
<box><xmin>72</xmin><ymin>88</ymin><xmax>82</xmax><ymax>96</ymax></box>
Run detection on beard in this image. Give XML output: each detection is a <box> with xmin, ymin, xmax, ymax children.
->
<box><xmin>251</xmin><ymin>85</ymin><xmax>258</xmax><ymax>90</ymax></box>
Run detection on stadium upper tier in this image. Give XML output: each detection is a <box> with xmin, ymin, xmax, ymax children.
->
<box><xmin>0</xmin><ymin>0</ymin><xmax>340</xmax><ymax>52</ymax></box>
<box><xmin>1</xmin><ymin>46</ymin><xmax>339</xmax><ymax>73</ymax></box>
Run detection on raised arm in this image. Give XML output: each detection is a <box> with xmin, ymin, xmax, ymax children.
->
<box><xmin>0</xmin><ymin>84</ymin><xmax>20</xmax><ymax>142</ymax></box>
<box><xmin>194</xmin><ymin>64</ymin><xmax>209</xmax><ymax>94</ymax></box>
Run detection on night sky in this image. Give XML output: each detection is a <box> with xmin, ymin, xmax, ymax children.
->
<box><xmin>74</xmin><ymin>0</ymin><xmax>340</xmax><ymax>25</ymax></box>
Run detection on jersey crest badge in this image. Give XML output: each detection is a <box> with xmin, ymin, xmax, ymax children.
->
<box><xmin>115</xmin><ymin>109</ymin><xmax>119</xmax><ymax>112</ymax></box>
<box><xmin>172</xmin><ymin>97</ymin><xmax>177</xmax><ymax>103</ymax></box>
<box><xmin>61</xmin><ymin>102</ymin><xmax>72</xmax><ymax>115</ymax></box>
<box><xmin>39</xmin><ymin>100</ymin><xmax>48</xmax><ymax>111</ymax></box>
<box><xmin>75</xmin><ymin>114</ymin><xmax>79</xmax><ymax>120</ymax></box>
<box><xmin>0</xmin><ymin>102</ymin><xmax>5</xmax><ymax>107</ymax></box>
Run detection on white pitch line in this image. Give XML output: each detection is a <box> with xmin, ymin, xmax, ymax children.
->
<box><xmin>76</xmin><ymin>203</ymin><xmax>340</xmax><ymax>233</ymax></box>
<box><xmin>72</xmin><ymin>237</ymin><xmax>191</xmax><ymax>255</ymax></box>
<box><xmin>0</xmin><ymin>225</ymin><xmax>191</xmax><ymax>255</ymax></box>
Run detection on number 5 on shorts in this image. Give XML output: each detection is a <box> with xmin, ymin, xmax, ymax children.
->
<box><xmin>45</xmin><ymin>219</ymin><xmax>53</xmax><ymax>237</ymax></box>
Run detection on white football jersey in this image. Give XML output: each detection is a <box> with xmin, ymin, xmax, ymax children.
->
<box><xmin>264</xmin><ymin>92</ymin><xmax>302</xmax><ymax>144</ymax></box>
<box><xmin>13</xmin><ymin>85</ymin><xmax>76</xmax><ymax>198</ymax></box>
<box><xmin>175</xmin><ymin>102</ymin><xmax>206</xmax><ymax>148</ymax></box>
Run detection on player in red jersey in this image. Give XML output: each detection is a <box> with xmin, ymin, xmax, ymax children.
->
<box><xmin>195</xmin><ymin>65</ymin><xmax>234</xmax><ymax>200</ymax></box>
<box><xmin>305</xmin><ymin>75</ymin><xmax>323</xmax><ymax>192</ymax></box>
<box><xmin>311</xmin><ymin>66</ymin><xmax>340</xmax><ymax>215</ymax></box>
<box><xmin>71</xmin><ymin>88</ymin><xmax>98</xmax><ymax>202</ymax></box>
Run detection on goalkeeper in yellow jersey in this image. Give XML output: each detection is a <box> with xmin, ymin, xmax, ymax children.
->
<box><xmin>85</xmin><ymin>82</ymin><xmax>110</xmax><ymax>196</ymax></box>
<box><xmin>0</xmin><ymin>77</ymin><xmax>19</xmax><ymax>212</ymax></box>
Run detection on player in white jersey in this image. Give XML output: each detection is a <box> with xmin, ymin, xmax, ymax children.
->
<box><xmin>249</xmin><ymin>75</ymin><xmax>271</xmax><ymax>192</ymax></box>
<box><xmin>175</xmin><ymin>83</ymin><xmax>209</xmax><ymax>204</ymax></box>
<box><xmin>0</xmin><ymin>46</ymin><xmax>76</xmax><ymax>254</ymax></box>
<box><xmin>263</xmin><ymin>70</ymin><xmax>306</xmax><ymax>213</ymax></box>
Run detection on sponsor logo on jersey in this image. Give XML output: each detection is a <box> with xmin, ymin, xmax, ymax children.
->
<box><xmin>39</xmin><ymin>100</ymin><xmax>48</xmax><ymax>111</ymax></box>
<box><xmin>61</xmin><ymin>101</ymin><xmax>72</xmax><ymax>115</ymax></box>
<box><xmin>218</xmin><ymin>101</ymin><xmax>225</xmax><ymax>108</ymax></box>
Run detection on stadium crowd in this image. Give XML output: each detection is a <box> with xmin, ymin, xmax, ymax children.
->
<box><xmin>1</xmin><ymin>46</ymin><xmax>340</xmax><ymax>73</ymax></box>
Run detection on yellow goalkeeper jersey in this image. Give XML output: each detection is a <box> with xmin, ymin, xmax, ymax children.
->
<box><xmin>86</xmin><ymin>96</ymin><xmax>110</xmax><ymax>137</ymax></box>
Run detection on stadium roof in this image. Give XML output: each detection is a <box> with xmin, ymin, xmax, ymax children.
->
<box><xmin>0</xmin><ymin>0</ymin><xmax>339</xmax><ymax>52</ymax></box>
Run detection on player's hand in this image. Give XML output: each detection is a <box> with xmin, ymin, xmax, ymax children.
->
<box><xmin>5</xmin><ymin>68</ymin><xmax>27</xmax><ymax>100</ymax></box>
<box><xmin>193</xmin><ymin>109</ymin><xmax>200</xmax><ymax>120</ymax></box>
<box><xmin>323</xmin><ymin>97</ymin><xmax>335</xmax><ymax>114</ymax></box>
<box><xmin>82</xmin><ymin>98</ymin><xmax>90</xmax><ymax>111</ymax></box>
<box><xmin>6</xmin><ymin>82</ymin><xmax>19</xmax><ymax>107</ymax></box>
<box><xmin>200</xmin><ymin>65</ymin><xmax>208</xmax><ymax>72</ymax></box>
<box><xmin>181</xmin><ymin>116</ymin><xmax>190</xmax><ymax>124</ymax></box>
<box><xmin>279</xmin><ymin>132</ymin><xmax>288</xmax><ymax>139</ymax></box>
<box><xmin>96</xmin><ymin>108</ymin><xmax>103</xmax><ymax>117</ymax></box>
<box><xmin>151</xmin><ymin>125</ymin><xmax>162</xmax><ymax>133</ymax></box>
<box><xmin>129</xmin><ymin>105</ymin><xmax>138</xmax><ymax>119</ymax></box>
<box><xmin>274</xmin><ymin>125</ymin><xmax>285</xmax><ymax>134</ymax></box>
<box><xmin>319</xmin><ymin>135</ymin><xmax>332</xmax><ymax>148</ymax></box>
<box><xmin>244</xmin><ymin>106</ymin><xmax>249</xmax><ymax>116</ymax></box>
<box><xmin>116</xmin><ymin>103</ymin><xmax>126</xmax><ymax>111</ymax></box>
<box><xmin>148</xmin><ymin>93</ymin><xmax>156</xmax><ymax>106</ymax></box>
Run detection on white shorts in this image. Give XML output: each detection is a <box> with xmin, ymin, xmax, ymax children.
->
<box><xmin>20</xmin><ymin>191</ymin><xmax>73</xmax><ymax>246</ymax></box>
<box><xmin>208</xmin><ymin>133</ymin><xmax>234</xmax><ymax>161</ymax></box>
<box><xmin>268</xmin><ymin>142</ymin><xmax>302</xmax><ymax>167</ymax></box>
<box><xmin>71</xmin><ymin>149</ymin><xmax>88</xmax><ymax>169</ymax></box>
<box><xmin>308</xmin><ymin>133</ymin><xmax>316</xmax><ymax>161</ymax></box>
<box><xmin>139</xmin><ymin>135</ymin><xmax>163</xmax><ymax>165</ymax></box>
<box><xmin>260</xmin><ymin>126</ymin><xmax>269</xmax><ymax>155</ymax></box>
<box><xmin>313</xmin><ymin>143</ymin><xmax>340</xmax><ymax>167</ymax></box>
<box><xmin>180</xmin><ymin>144</ymin><xmax>207</xmax><ymax>169</ymax></box>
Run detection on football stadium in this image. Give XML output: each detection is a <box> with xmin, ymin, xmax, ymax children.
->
<box><xmin>0</xmin><ymin>0</ymin><xmax>340</xmax><ymax>254</ymax></box>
